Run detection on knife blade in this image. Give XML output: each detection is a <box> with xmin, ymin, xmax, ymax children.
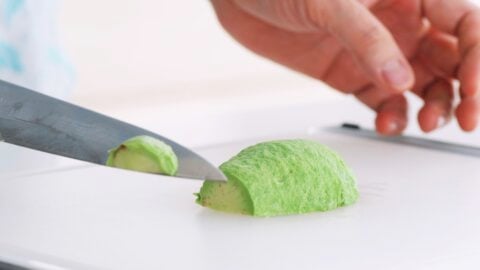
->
<box><xmin>0</xmin><ymin>80</ymin><xmax>226</xmax><ymax>181</ymax></box>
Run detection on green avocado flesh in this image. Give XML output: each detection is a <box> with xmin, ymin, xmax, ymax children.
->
<box><xmin>196</xmin><ymin>140</ymin><xmax>358</xmax><ymax>217</ymax></box>
<box><xmin>106</xmin><ymin>135</ymin><xmax>178</xmax><ymax>176</ymax></box>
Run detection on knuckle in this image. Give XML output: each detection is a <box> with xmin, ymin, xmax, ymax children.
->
<box><xmin>304</xmin><ymin>0</ymin><xmax>331</xmax><ymax>28</ymax></box>
<box><xmin>269</xmin><ymin>0</ymin><xmax>322</xmax><ymax>31</ymax></box>
<box><xmin>357</xmin><ymin>24</ymin><xmax>387</xmax><ymax>50</ymax></box>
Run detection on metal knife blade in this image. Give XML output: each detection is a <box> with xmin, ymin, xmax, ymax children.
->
<box><xmin>0</xmin><ymin>80</ymin><xmax>226</xmax><ymax>181</ymax></box>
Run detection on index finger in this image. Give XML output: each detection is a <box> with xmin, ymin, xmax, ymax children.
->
<box><xmin>422</xmin><ymin>0</ymin><xmax>480</xmax><ymax>97</ymax></box>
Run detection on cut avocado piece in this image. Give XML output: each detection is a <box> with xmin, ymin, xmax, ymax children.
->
<box><xmin>106</xmin><ymin>135</ymin><xmax>178</xmax><ymax>176</ymax></box>
<box><xmin>196</xmin><ymin>140</ymin><xmax>358</xmax><ymax>217</ymax></box>
<box><xmin>195</xmin><ymin>179</ymin><xmax>253</xmax><ymax>215</ymax></box>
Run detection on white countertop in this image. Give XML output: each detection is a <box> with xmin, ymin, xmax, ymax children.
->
<box><xmin>0</xmin><ymin>99</ymin><xmax>479</xmax><ymax>270</ymax></box>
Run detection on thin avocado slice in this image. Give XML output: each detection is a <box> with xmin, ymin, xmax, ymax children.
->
<box><xmin>196</xmin><ymin>140</ymin><xmax>358</xmax><ymax>217</ymax></box>
<box><xmin>106</xmin><ymin>135</ymin><xmax>178</xmax><ymax>176</ymax></box>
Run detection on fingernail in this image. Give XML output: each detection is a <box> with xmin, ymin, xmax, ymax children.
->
<box><xmin>381</xmin><ymin>59</ymin><xmax>412</xmax><ymax>90</ymax></box>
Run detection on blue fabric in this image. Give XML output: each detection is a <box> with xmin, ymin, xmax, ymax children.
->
<box><xmin>3</xmin><ymin>0</ymin><xmax>24</xmax><ymax>24</ymax></box>
<box><xmin>0</xmin><ymin>41</ymin><xmax>21</xmax><ymax>72</ymax></box>
<box><xmin>0</xmin><ymin>0</ymin><xmax>74</xmax><ymax>98</ymax></box>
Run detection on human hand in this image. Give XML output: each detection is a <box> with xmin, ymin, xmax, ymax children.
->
<box><xmin>211</xmin><ymin>0</ymin><xmax>480</xmax><ymax>135</ymax></box>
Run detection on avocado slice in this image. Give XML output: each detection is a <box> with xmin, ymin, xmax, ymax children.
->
<box><xmin>106</xmin><ymin>135</ymin><xmax>178</xmax><ymax>176</ymax></box>
<box><xmin>196</xmin><ymin>140</ymin><xmax>358</xmax><ymax>217</ymax></box>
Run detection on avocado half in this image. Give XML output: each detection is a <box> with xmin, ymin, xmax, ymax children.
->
<box><xmin>196</xmin><ymin>140</ymin><xmax>358</xmax><ymax>217</ymax></box>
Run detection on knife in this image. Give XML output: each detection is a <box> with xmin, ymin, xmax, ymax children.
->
<box><xmin>0</xmin><ymin>80</ymin><xmax>226</xmax><ymax>181</ymax></box>
<box><xmin>326</xmin><ymin>123</ymin><xmax>480</xmax><ymax>158</ymax></box>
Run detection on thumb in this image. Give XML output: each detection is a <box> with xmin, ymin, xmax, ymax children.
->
<box><xmin>230</xmin><ymin>0</ymin><xmax>414</xmax><ymax>92</ymax></box>
<box><xmin>311</xmin><ymin>0</ymin><xmax>415</xmax><ymax>92</ymax></box>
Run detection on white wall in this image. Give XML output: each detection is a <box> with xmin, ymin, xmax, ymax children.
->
<box><xmin>59</xmin><ymin>1</ymin><xmax>332</xmax><ymax>110</ymax></box>
<box><xmin>59</xmin><ymin>1</ymin><xmax>267</xmax><ymax>87</ymax></box>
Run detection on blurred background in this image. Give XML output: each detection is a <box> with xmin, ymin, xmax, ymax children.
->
<box><xmin>59</xmin><ymin>1</ymin><xmax>342</xmax><ymax>119</ymax></box>
<box><xmin>2</xmin><ymin>0</ymin><xmax>480</xmax><ymax>173</ymax></box>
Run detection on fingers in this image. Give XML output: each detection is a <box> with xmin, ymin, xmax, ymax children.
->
<box><xmin>417</xmin><ymin>79</ymin><xmax>454</xmax><ymax>133</ymax></box>
<box><xmin>375</xmin><ymin>95</ymin><xmax>408</xmax><ymax>136</ymax></box>
<box><xmin>411</xmin><ymin>34</ymin><xmax>456</xmax><ymax>133</ymax></box>
<box><xmin>456</xmin><ymin>97</ymin><xmax>480</xmax><ymax>131</ymax></box>
<box><xmin>356</xmin><ymin>81</ymin><xmax>454</xmax><ymax>135</ymax></box>
<box><xmin>423</xmin><ymin>0</ymin><xmax>480</xmax><ymax>98</ymax></box>
<box><xmin>417</xmin><ymin>30</ymin><xmax>459</xmax><ymax>78</ymax></box>
<box><xmin>357</xmin><ymin>21</ymin><xmax>457</xmax><ymax>135</ymax></box>
<box><xmin>411</xmin><ymin>59</ymin><xmax>455</xmax><ymax>133</ymax></box>
<box><xmin>320</xmin><ymin>0</ymin><xmax>414</xmax><ymax>93</ymax></box>
<box><xmin>355</xmin><ymin>86</ymin><xmax>407</xmax><ymax>136</ymax></box>
<box><xmin>357</xmin><ymin>60</ymin><xmax>454</xmax><ymax>135</ymax></box>
<box><xmin>456</xmin><ymin>12</ymin><xmax>480</xmax><ymax>98</ymax></box>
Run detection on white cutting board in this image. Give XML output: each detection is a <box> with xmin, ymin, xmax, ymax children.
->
<box><xmin>0</xmin><ymin>126</ymin><xmax>479</xmax><ymax>270</ymax></box>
